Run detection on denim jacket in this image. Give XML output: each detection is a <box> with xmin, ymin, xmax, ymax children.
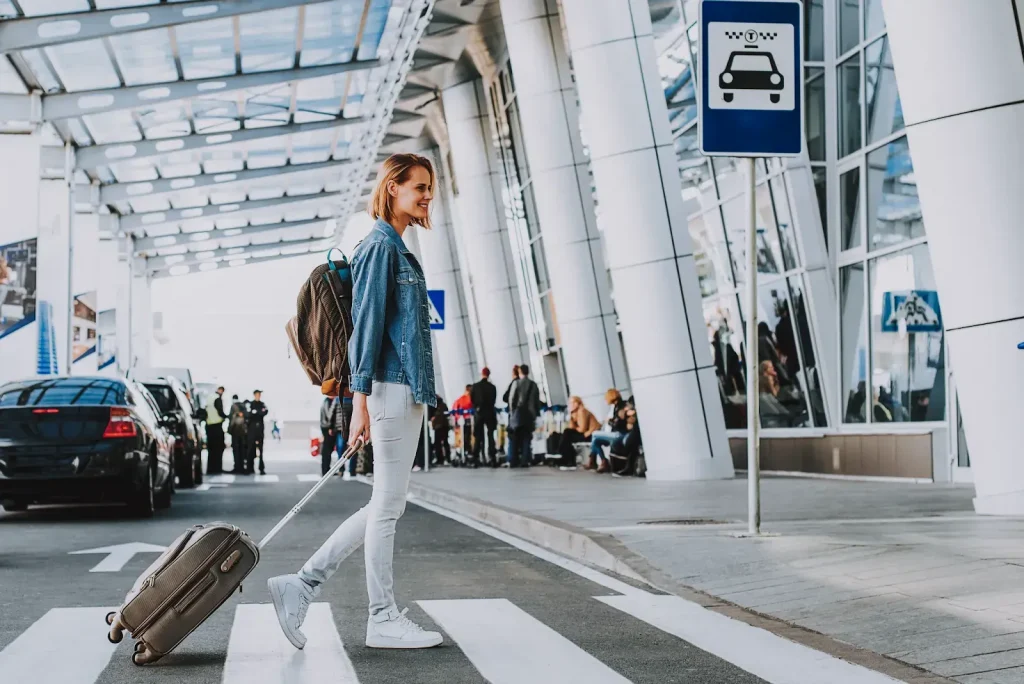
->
<box><xmin>348</xmin><ymin>218</ymin><xmax>436</xmax><ymax>407</ymax></box>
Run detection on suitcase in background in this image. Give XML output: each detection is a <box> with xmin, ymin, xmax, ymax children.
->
<box><xmin>106</xmin><ymin>440</ymin><xmax>363</xmax><ymax>666</ymax></box>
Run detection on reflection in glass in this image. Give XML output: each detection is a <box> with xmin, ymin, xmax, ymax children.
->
<box><xmin>865</xmin><ymin>37</ymin><xmax>903</xmax><ymax>143</ymax></box>
<box><xmin>787</xmin><ymin>277</ymin><xmax>827</xmax><ymax>426</ymax></box>
<box><xmin>869</xmin><ymin>245</ymin><xmax>945</xmax><ymax>422</ymax></box>
<box><xmin>841</xmin><ymin>263</ymin><xmax>868</xmax><ymax>422</ymax></box>
<box><xmin>864</xmin><ymin>0</ymin><xmax>886</xmax><ymax>38</ymax></box>
<box><xmin>721</xmin><ymin>189</ymin><xmax>787</xmax><ymax>284</ymax></box>
<box><xmin>867</xmin><ymin>137</ymin><xmax>923</xmax><ymax>250</ymax></box>
<box><xmin>840</xmin><ymin>167</ymin><xmax>862</xmax><ymax>250</ymax></box>
<box><xmin>705</xmin><ymin>297</ymin><xmax>746</xmax><ymax>429</ymax></box>
<box><xmin>757</xmin><ymin>280</ymin><xmax>811</xmax><ymax>427</ymax></box>
<box><xmin>812</xmin><ymin>167</ymin><xmax>828</xmax><ymax>251</ymax></box>
<box><xmin>804</xmin><ymin>0</ymin><xmax>825</xmax><ymax>61</ymax></box>
<box><xmin>769</xmin><ymin>176</ymin><xmax>800</xmax><ymax>271</ymax></box>
<box><xmin>756</xmin><ymin>184</ymin><xmax>785</xmax><ymax>275</ymax></box>
<box><xmin>688</xmin><ymin>212</ymin><xmax>727</xmax><ymax>297</ymax></box>
<box><xmin>806</xmin><ymin>67</ymin><xmax>826</xmax><ymax>161</ymax></box>
<box><xmin>838</xmin><ymin>0</ymin><xmax>860</xmax><ymax>55</ymax></box>
<box><xmin>838</xmin><ymin>54</ymin><xmax>862</xmax><ymax>157</ymax></box>
<box><xmin>532</xmin><ymin>238</ymin><xmax>550</xmax><ymax>293</ymax></box>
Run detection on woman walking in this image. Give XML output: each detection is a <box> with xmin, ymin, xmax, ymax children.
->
<box><xmin>268</xmin><ymin>153</ymin><xmax>441</xmax><ymax>650</ymax></box>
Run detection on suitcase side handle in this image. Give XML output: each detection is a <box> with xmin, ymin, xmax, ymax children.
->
<box><xmin>256</xmin><ymin>438</ymin><xmax>365</xmax><ymax>550</ymax></box>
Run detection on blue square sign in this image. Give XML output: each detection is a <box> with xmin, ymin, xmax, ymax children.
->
<box><xmin>699</xmin><ymin>0</ymin><xmax>804</xmax><ymax>157</ymax></box>
<box><xmin>427</xmin><ymin>289</ymin><xmax>445</xmax><ymax>330</ymax></box>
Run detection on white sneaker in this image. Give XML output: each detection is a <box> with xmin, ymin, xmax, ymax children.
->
<box><xmin>412</xmin><ymin>465</ymin><xmax>422</xmax><ymax>473</ymax></box>
<box><xmin>366</xmin><ymin>607</ymin><xmax>443</xmax><ymax>649</ymax></box>
<box><xmin>267</xmin><ymin>574</ymin><xmax>319</xmax><ymax>650</ymax></box>
<box><xmin>342</xmin><ymin>471</ymin><xmax>353</xmax><ymax>481</ymax></box>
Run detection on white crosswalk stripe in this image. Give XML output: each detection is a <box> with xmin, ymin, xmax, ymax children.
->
<box><xmin>0</xmin><ymin>607</ymin><xmax>118</xmax><ymax>684</ymax></box>
<box><xmin>222</xmin><ymin>603</ymin><xmax>359</xmax><ymax>684</ymax></box>
<box><xmin>418</xmin><ymin>598</ymin><xmax>631</xmax><ymax>684</ymax></box>
<box><xmin>252</xmin><ymin>474</ymin><xmax>280</xmax><ymax>483</ymax></box>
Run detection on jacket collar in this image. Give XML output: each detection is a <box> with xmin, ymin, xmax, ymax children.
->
<box><xmin>373</xmin><ymin>218</ymin><xmax>411</xmax><ymax>255</ymax></box>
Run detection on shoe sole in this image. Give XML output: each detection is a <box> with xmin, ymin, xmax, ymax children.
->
<box><xmin>267</xmin><ymin>578</ymin><xmax>307</xmax><ymax>650</ymax></box>
<box><xmin>365</xmin><ymin>634</ymin><xmax>443</xmax><ymax>649</ymax></box>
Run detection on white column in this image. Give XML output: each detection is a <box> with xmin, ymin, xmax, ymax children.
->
<box><xmin>416</xmin><ymin>147</ymin><xmax>479</xmax><ymax>402</ymax></box>
<box><xmin>500</xmin><ymin>0</ymin><xmax>629</xmax><ymax>413</ymax></box>
<box><xmin>559</xmin><ymin>0</ymin><xmax>733</xmax><ymax>480</ymax></box>
<box><xmin>129</xmin><ymin>257</ymin><xmax>152</xmax><ymax>371</ymax></box>
<box><xmin>0</xmin><ymin>135</ymin><xmax>42</xmax><ymax>385</ymax></box>
<box><xmin>883</xmin><ymin>0</ymin><xmax>1024</xmax><ymax>513</ymax></box>
<box><xmin>442</xmin><ymin>79</ymin><xmax>530</xmax><ymax>377</ymax></box>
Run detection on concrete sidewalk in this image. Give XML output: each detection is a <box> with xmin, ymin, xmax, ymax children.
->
<box><xmin>410</xmin><ymin>467</ymin><xmax>1024</xmax><ymax>684</ymax></box>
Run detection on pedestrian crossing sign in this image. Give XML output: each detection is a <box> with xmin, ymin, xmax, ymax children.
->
<box><xmin>427</xmin><ymin>289</ymin><xmax>445</xmax><ymax>330</ymax></box>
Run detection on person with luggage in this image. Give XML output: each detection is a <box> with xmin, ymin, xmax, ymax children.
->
<box><xmin>268</xmin><ymin>152</ymin><xmax>443</xmax><ymax>651</ymax></box>
<box><xmin>587</xmin><ymin>388</ymin><xmax>629</xmax><ymax>473</ymax></box>
<box><xmin>451</xmin><ymin>384</ymin><xmax>474</xmax><ymax>464</ymax></box>
<box><xmin>470</xmin><ymin>367</ymin><xmax>498</xmax><ymax>466</ymax></box>
<box><xmin>558</xmin><ymin>395</ymin><xmax>601</xmax><ymax>469</ymax></box>
<box><xmin>506</xmin><ymin>364</ymin><xmax>540</xmax><ymax>468</ymax></box>
<box><xmin>429</xmin><ymin>393</ymin><xmax>450</xmax><ymax>465</ymax></box>
<box><xmin>228</xmin><ymin>394</ymin><xmax>248</xmax><ymax>474</ymax></box>
<box><xmin>245</xmin><ymin>389</ymin><xmax>269</xmax><ymax>475</ymax></box>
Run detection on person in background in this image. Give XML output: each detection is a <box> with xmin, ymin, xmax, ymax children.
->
<box><xmin>429</xmin><ymin>393</ymin><xmax>450</xmax><ymax>465</ymax></box>
<box><xmin>245</xmin><ymin>389</ymin><xmax>269</xmax><ymax>475</ymax></box>
<box><xmin>271</xmin><ymin>420</ymin><xmax>282</xmax><ymax>441</ymax></box>
<box><xmin>228</xmin><ymin>394</ymin><xmax>248</xmax><ymax>475</ymax></box>
<box><xmin>204</xmin><ymin>386</ymin><xmax>229</xmax><ymax>475</ymax></box>
<box><xmin>587</xmin><ymin>389</ymin><xmax>629</xmax><ymax>473</ymax></box>
<box><xmin>507</xmin><ymin>364</ymin><xmax>540</xmax><ymax>468</ymax></box>
<box><xmin>558</xmin><ymin>396</ymin><xmax>601</xmax><ymax>470</ymax></box>
<box><xmin>451</xmin><ymin>385</ymin><xmax>475</xmax><ymax>463</ymax></box>
<box><xmin>319</xmin><ymin>396</ymin><xmax>338</xmax><ymax>477</ymax></box>
<box><xmin>334</xmin><ymin>390</ymin><xmax>356</xmax><ymax>480</ymax></box>
<box><xmin>470</xmin><ymin>367</ymin><xmax>497</xmax><ymax>466</ymax></box>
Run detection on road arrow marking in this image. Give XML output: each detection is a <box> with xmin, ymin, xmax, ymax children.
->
<box><xmin>69</xmin><ymin>542</ymin><xmax>167</xmax><ymax>572</ymax></box>
<box><xmin>194</xmin><ymin>483</ymin><xmax>228</xmax><ymax>491</ymax></box>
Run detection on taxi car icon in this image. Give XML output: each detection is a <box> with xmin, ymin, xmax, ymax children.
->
<box><xmin>719</xmin><ymin>51</ymin><xmax>784</xmax><ymax>103</ymax></box>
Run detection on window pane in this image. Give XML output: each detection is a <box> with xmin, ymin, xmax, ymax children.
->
<box><xmin>806</xmin><ymin>67</ymin><xmax>826</xmax><ymax>161</ymax></box>
<box><xmin>758</xmin><ymin>280</ymin><xmax>811</xmax><ymax>427</ymax></box>
<box><xmin>803</xmin><ymin>0</ymin><xmax>825</xmax><ymax>61</ymax></box>
<box><xmin>688</xmin><ymin>211</ymin><xmax>730</xmax><ymax>296</ymax></box>
<box><xmin>769</xmin><ymin>176</ymin><xmax>800</xmax><ymax>271</ymax></box>
<box><xmin>840</xmin><ymin>167</ymin><xmax>862</xmax><ymax>250</ymax></box>
<box><xmin>787</xmin><ymin>277</ymin><xmax>828</xmax><ymax>426</ymax></box>
<box><xmin>841</xmin><ymin>263</ymin><xmax>868</xmax><ymax>422</ymax></box>
<box><xmin>838</xmin><ymin>53</ymin><xmax>862</xmax><ymax>157</ymax></box>
<box><xmin>867</xmin><ymin>137</ymin><xmax>923</xmax><ymax>251</ymax></box>
<box><xmin>756</xmin><ymin>183</ymin><xmax>784</xmax><ymax>275</ymax></box>
<box><xmin>705</xmin><ymin>296</ymin><xmax>746</xmax><ymax>429</ymax></box>
<box><xmin>532</xmin><ymin>238</ymin><xmax>550</xmax><ymax>294</ymax></box>
<box><xmin>838</xmin><ymin>0</ymin><xmax>860</xmax><ymax>55</ymax></box>
<box><xmin>721</xmin><ymin>187</ymin><xmax>789</xmax><ymax>283</ymax></box>
<box><xmin>864</xmin><ymin>0</ymin><xmax>886</xmax><ymax>38</ymax></box>
<box><xmin>812</xmin><ymin>167</ymin><xmax>828</xmax><ymax>252</ymax></box>
<box><xmin>869</xmin><ymin>245</ymin><xmax>945</xmax><ymax>422</ymax></box>
<box><xmin>865</xmin><ymin>36</ymin><xmax>904</xmax><ymax>143</ymax></box>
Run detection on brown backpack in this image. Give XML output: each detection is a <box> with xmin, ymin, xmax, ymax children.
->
<box><xmin>285</xmin><ymin>252</ymin><xmax>354</xmax><ymax>398</ymax></box>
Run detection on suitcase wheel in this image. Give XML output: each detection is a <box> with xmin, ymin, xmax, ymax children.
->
<box><xmin>107</xmin><ymin>627</ymin><xmax>123</xmax><ymax>644</ymax></box>
<box><xmin>105</xmin><ymin>611</ymin><xmax>117</xmax><ymax>626</ymax></box>
<box><xmin>132</xmin><ymin>644</ymin><xmax>156</xmax><ymax>666</ymax></box>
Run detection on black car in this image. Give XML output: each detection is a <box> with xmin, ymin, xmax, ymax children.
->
<box><xmin>0</xmin><ymin>376</ymin><xmax>175</xmax><ymax>517</ymax></box>
<box><xmin>143</xmin><ymin>377</ymin><xmax>203</xmax><ymax>488</ymax></box>
<box><xmin>719</xmin><ymin>51</ymin><xmax>784</xmax><ymax>103</ymax></box>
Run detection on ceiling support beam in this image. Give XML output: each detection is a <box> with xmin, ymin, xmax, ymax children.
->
<box><xmin>148</xmin><ymin>241</ymin><xmax>332</xmax><ymax>278</ymax></box>
<box><xmin>133</xmin><ymin>217</ymin><xmax>330</xmax><ymax>253</ymax></box>
<box><xmin>43</xmin><ymin>60</ymin><xmax>381</xmax><ymax>120</ymax></box>
<box><xmin>76</xmin><ymin>116</ymin><xmax>366</xmax><ymax>170</ymax></box>
<box><xmin>0</xmin><ymin>0</ymin><xmax>339</xmax><ymax>53</ymax></box>
<box><xmin>101</xmin><ymin>159</ymin><xmax>352</xmax><ymax>204</ymax></box>
<box><xmin>146</xmin><ymin>236</ymin><xmax>333</xmax><ymax>271</ymax></box>
<box><xmin>121</xmin><ymin>190</ymin><xmax>338</xmax><ymax>232</ymax></box>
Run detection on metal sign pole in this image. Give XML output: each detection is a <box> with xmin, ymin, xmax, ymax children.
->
<box><xmin>745</xmin><ymin>156</ymin><xmax>760</xmax><ymax>536</ymax></box>
<box><xmin>423</xmin><ymin>406</ymin><xmax>430</xmax><ymax>472</ymax></box>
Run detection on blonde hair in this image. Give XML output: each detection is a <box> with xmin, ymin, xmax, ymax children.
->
<box><xmin>604</xmin><ymin>388</ymin><xmax>621</xmax><ymax>405</ymax></box>
<box><xmin>368</xmin><ymin>153</ymin><xmax>435</xmax><ymax>230</ymax></box>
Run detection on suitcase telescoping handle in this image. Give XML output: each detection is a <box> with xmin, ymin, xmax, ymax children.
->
<box><xmin>257</xmin><ymin>438</ymin><xmax>365</xmax><ymax>550</ymax></box>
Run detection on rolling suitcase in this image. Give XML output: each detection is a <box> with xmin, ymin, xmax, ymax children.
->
<box><xmin>105</xmin><ymin>440</ymin><xmax>363</xmax><ymax>666</ymax></box>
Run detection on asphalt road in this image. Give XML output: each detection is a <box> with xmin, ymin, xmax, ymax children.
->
<box><xmin>0</xmin><ymin>453</ymin><xmax>879</xmax><ymax>684</ymax></box>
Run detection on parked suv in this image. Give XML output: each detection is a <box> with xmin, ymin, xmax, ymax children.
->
<box><xmin>143</xmin><ymin>377</ymin><xmax>203</xmax><ymax>488</ymax></box>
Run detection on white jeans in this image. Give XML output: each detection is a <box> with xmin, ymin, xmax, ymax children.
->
<box><xmin>298</xmin><ymin>382</ymin><xmax>424</xmax><ymax>615</ymax></box>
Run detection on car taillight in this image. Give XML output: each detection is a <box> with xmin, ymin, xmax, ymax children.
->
<box><xmin>103</xmin><ymin>407</ymin><xmax>138</xmax><ymax>438</ymax></box>
<box><xmin>32</xmin><ymin>408</ymin><xmax>59</xmax><ymax>414</ymax></box>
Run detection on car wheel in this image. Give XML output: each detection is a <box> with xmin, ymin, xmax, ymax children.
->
<box><xmin>178</xmin><ymin>454</ymin><xmax>196</xmax><ymax>489</ymax></box>
<box><xmin>155</xmin><ymin>467</ymin><xmax>172</xmax><ymax>510</ymax></box>
<box><xmin>2</xmin><ymin>499</ymin><xmax>28</xmax><ymax>512</ymax></box>
<box><xmin>131</xmin><ymin>459</ymin><xmax>156</xmax><ymax>518</ymax></box>
<box><xmin>723</xmin><ymin>92</ymin><xmax>734</xmax><ymax>103</ymax></box>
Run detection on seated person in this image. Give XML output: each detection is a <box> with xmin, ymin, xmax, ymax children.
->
<box><xmin>587</xmin><ymin>389</ymin><xmax>629</xmax><ymax>474</ymax></box>
<box><xmin>558</xmin><ymin>396</ymin><xmax>601</xmax><ymax>469</ymax></box>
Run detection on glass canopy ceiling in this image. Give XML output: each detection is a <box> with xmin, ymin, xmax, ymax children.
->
<box><xmin>0</xmin><ymin>0</ymin><xmax>429</xmax><ymax>277</ymax></box>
